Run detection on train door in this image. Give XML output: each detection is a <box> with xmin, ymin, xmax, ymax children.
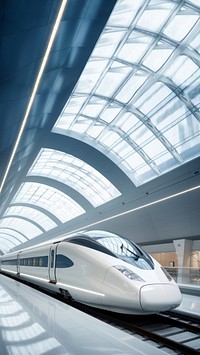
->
<box><xmin>49</xmin><ymin>244</ymin><xmax>58</xmax><ymax>283</ymax></box>
<box><xmin>17</xmin><ymin>252</ymin><xmax>21</xmax><ymax>275</ymax></box>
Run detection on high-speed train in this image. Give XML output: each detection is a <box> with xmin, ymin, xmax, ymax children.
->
<box><xmin>0</xmin><ymin>230</ymin><xmax>182</xmax><ymax>314</ymax></box>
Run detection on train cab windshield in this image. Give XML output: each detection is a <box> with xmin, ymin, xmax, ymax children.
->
<box><xmin>82</xmin><ymin>230</ymin><xmax>154</xmax><ymax>270</ymax></box>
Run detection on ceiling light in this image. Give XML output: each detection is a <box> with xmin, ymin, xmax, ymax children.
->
<box><xmin>0</xmin><ymin>0</ymin><xmax>68</xmax><ymax>194</ymax></box>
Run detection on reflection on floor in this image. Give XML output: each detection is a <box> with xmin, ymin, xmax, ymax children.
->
<box><xmin>0</xmin><ymin>275</ymin><xmax>167</xmax><ymax>355</ymax></box>
<box><xmin>174</xmin><ymin>292</ymin><xmax>200</xmax><ymax>319</ymax></box>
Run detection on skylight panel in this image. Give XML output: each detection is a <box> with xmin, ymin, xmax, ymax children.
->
<box><xmin>0</xmin><ymin>234</ymin><xmax>20</xmax><ymax>246</ymax></box>
<box><xmin>154</xmin><ymin>151</ymin><xmax>177</xmax><ymax>171</ymax></box>
<box><xmin>125</xmin><ymin>152</ymin><xmax>146</xmax><ymax>171</ymax></box>
<box><xmin>142</xmin><ymin>138</ymin><xmax>167</xmax><ymax>160</ymax></box>
<box><xmin>52</xmin><ymin>116</ymin><xmax>71</xmax><ymax>132</ymax></box>
<box><xmin>0</xmin><ymin>218</ymin><xmax>42</xmax><ymax>239</ymax></box>
<box><xmin>134</xmin><ymin>82</ymin><xmax>172</xmax><ymax>115</ymax></box>
<box><xmin>101</xmin><ymin>131</ymin><xmax>121</xmax><ymax>148</ymax></box>
<box><xmin>115</xmin><ymin>73</ymin><xmax>148</xmax><ymax>103</ymax></box>
<box><xmin>0</xmin><ymin>238</ymin><xmax>16</xmax><ymax>250</ymax></box>
<box><xmin>91</xmin><ymin>30</ymin><xmax>125</xmax><ymax>58</ymax></box>
<box><xmin>137</xmin><ymin>7</ymin><xmax>173</xmax><ymax>32</ymax></box>
<box><xmin>0</xmin><ymin>229</ymin><xmax>27</xmax><ymax>243</ymax></box>
<box><xmin>96</xmin><ymin>66</ymin><xmax>131</xmax><ymax>97</ymax></box>
<box><xmin>107</xmin><ymin>0</ymin><xmax>144</xmax><ymax>27</ymax></box>
<box><xmin>151</xmin><ymin>96</ymin><xmax>187</xmax><ymax>131</ymax></box>
<box><xmin>100</xmin><ymin>107</ymin><xmax>122</xmax><ymax>124</ymax></box>
<box><xmin>186</xmin><ymin>77</ymin><xmax>200</xmax><ymax>107</ymax></box>
<box><xmin>52</xmin><ymin>0</ymin><xmax>200</xmax><ymax>187</ymax></box>
<box><xmin>117</xmin><ymin>37</ymin><xmax>151</xmax><ymax>63</ymax></box>
<box><xmin>112</xmin><ymin>140</ymin><xmax>133</xmax><ymax>158</ymax></box>
<box><xmin>189</xmin><ymin>0</ymin><xmax>200</xmax><ymax>5</ymax></box>
<box><xmin>176</xmin><ymin>134</ymin><xmax>200</xmax><ymax>159</ymax></box>
<box><xmin>130</xmin><ymin>125</ymin><xmax>154</xmax><ymax>146</ymax></box>
<box><xmin>75</xmin><ymin>59</ymin><xmax>109</xmax><ymax>94</ymax></box>
<box><xmin>134</xmin><ymin>164</ymin><xmax>157</xmax><ymax>184</ymax></box>
<box><xmin>164</xmin><ymin>56</ymin><xmax>199</xmax><ymax>87</ymax></box>
<box><xmin>72</xmin><ymin>118</ymin><xmax>91</xmax><ymax>134</ymax></box>
<box><xmin>143</xmin><ymin>48</ymin><xmax>173</xmax><ymax>72</ymax></box>
<box><xmin>190</xmin><ymin>30</ymin><xmax>200</xmax><ymax>52</ymax></box>
<box><xmin>115</xmin><ymin>113</ymin><xmax>138</xmax><ymax>133</ymax></box>
<box><xmin>163</xmin><ymin>14</ymin><xmax>199</xmax><ymax>41</ymax></box>
<box><xmin>62</xmin><ymin>96</ymin><xmax>86</xmax><ymax>115</ymax></box>
<box><xmin>12</xmin><ymin>182</ymin><xmax>85</xmax><ymax>223</ymax></box>
<box><xmin>163</xmin><ymin>114</ymin><xmax>200</xmax><ymax>152</ymax></box>
<box><xmin>87</xmin><ymin>124</ymin><xmax>104</xmax><ymax>139</ymax></box>
<box><xmin>28</xmin><ymin>149</ymin><xmax>121</xmax><ymax>207</ymax></box>
<box><xmin>82</xmin><ymin>98</ymin><xmax>106</xmax><ymax>117</ymax></box>
<box><xmin>5</xmin><ymin>206</ymin><xmax>57</xmax><ymax>231</ymax></box>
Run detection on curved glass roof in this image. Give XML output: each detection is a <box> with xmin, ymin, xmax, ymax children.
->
<box><xmin>12</xmin><ymin>182</ymin><xmax>85</xmax><ymax>223</ymax></box>
<box><xmin>0</xmin><ymin>234</ymin><xmax>20</xmax><ymax>247</ymax></box>
<box><xmin>0</xmin><ymin>229</ymin><xmax>28</xmax><ymax>243</ymax></box>
<box><xmin>0</xmin><ymin>218</ymin><xmax>42</xmax><ymax>239</ymax></box>
<box><xmin>0</xmin><ymin>238</ymin><xmax>17</xmax><ymax>253</ymax></box>
<box><xmin>28</xmin><ymin>148</ymin><xmax>121</xmax><ymax>207</ymax></box>
<box><xmin>53</xmin><ymin>0</ymin><xmax>200</xmax><ymax>186</ymax></box>
<box><xmin>4</xmin><ymin>206</ymin><xmax>57</xmax><ymax>231</ymax></box>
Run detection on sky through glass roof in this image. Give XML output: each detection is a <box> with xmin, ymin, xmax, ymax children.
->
<box><xmin>53</xmin><ymin>0</ymin><xmax>200</xmax><ymax>186</ymax></box>
<box><xmin>12</xmin><ymin>182</ymin><xmax>85</xmax><ymax>224</ymax></box>
<box><xmin>4</xmin><ymin>206</ymin><xmax>57</xmax><ymax>232</ymax></box>
<box><xmin>28</xmin><ymin>148</ymin><xmax>121</xmax><ymax>207</ymax></box>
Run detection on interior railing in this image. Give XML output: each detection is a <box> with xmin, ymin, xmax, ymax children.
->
<box><xmin>165</xmin><ymin>267</ymin><xmax>200</xmax><ymax>286</ymax></box>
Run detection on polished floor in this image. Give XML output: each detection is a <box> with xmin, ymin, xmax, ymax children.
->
<box><xmin>173</xmin><ymin>291</ymin><xmax>200</xmax><ymax>319</ymax></box>
<box><xmin>0</xmin><ymin>275</ymin><xmax>199</xmax><ymax>355</ymax></box>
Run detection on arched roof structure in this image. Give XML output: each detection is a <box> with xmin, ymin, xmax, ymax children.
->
<box><xmin>0</xmin><ymin>0</ymin><xmax>200</xmax><ymax>254</ymax></box>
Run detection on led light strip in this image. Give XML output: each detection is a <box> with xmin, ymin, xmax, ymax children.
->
<box><xmin>57</xmin><ymin>282</ymin><xmax>105</xmax><ymax>296</ymax></box>
<box><xmin>20</xmin><ymin>273</ymin><xmax>49</xmax><ymax>283</ymax></box>
<box><xmin>14</xmin><ymin>273</ymin><xmax>105</xmax><ymax>296</ymax></box>
<box><xmin>0</xmin><ymin>269</ymin><xmax>17</xmax><ymax>275</ymax></box>
<box><xmin>0</xmin><ymin>0</ymin><xmax>68</xmax><ymax>194</ymax></box>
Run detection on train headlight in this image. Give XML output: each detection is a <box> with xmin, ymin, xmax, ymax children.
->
<box><xmin>114</xmin><ymin>265</ymin><xmax>144</xmax><ymax>282</ymax></box>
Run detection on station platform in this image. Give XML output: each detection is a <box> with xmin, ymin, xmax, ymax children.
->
<box><xmin>172</xmin><ymin>289</ymin><xmax>200</xmax><ymax>320</ymax></box>
<box><xmin>0</xmin><ymin>274</ymin><xmax>167</xmax><ymax>355</ymax></box>
<box><xmin>0</xmin><ymin>275</ymin><xmax>199</xmax><ymax>354</ymax></box>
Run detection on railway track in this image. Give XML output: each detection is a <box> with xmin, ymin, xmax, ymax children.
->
<box><xmin>72</xmin><ymin>302</ymin><xmax>200</xmax><ymax>355</ymax></box>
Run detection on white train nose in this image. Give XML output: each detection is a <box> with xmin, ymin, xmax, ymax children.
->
<box><xmin>139</xmin><ymin>284</ymin><xmax>182</xmax><ymax>312</ymax></box>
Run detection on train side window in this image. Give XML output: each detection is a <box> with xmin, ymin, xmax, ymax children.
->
<box><xmin>39</xmin><ymin>257</ymin><xmax>42</xmax><ymax>267</ymax></box>
<box><xmin>51</xmin><ymin>250</ymin><xmax>54</xmax><ymax>268</ymax></box>
<box><xmin>43</xmin><ymin>256</ymin><xmax>48</xmax><ymax>267</ymax></box>
<box><xmin>56</xmin><ymin>254</ymin><xmax>74</xmax><ymax>268</ymax></box>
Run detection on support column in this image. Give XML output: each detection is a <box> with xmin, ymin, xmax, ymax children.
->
<box><xmin>173</xmin><ymin>239</ymin><xmax>193</xmax><ymax>284</ymax></box>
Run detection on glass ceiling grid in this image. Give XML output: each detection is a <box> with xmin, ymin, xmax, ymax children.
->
<box><xmin>28</xmin><ymin>148</ymin><xmax>121</xmax><ymax>207</ymax></box>
<box><xmin>12</xmin><ymin>182</ymin><xmax>85</xmax><ymax>223</ymax></box>
<box><xmin>4</xmin><ymin>206</ymin><xmax>57</xmax><ymax>232</ymax></box>
<box><xmin>52</xmin><ymin>0</ymin><xmax>200</xmax><ymax>186</ymax></box>
<box><xmin>0</xmin><ymin>239</ymin><xmax>16</xmax><ymax>252</ymax></box>
<box><xmin>0</xmin><ymin>234</ymin><xmax>20</xmax><ymax>246</ymax></box>
<box><xmin>0</xmin><ymin>218</ymin><xmax>42</xmax><ymax>239</ymax></box>
<box><xmin>0</xmin><ymin>229</ymin><xmax>28</xmax><ymax>243</ymax></box>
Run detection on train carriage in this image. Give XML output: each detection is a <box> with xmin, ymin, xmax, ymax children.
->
<box><xmin>0</xmin><ymin>230</ymin><xmax>182</xmax><ymax>314</ymax></box>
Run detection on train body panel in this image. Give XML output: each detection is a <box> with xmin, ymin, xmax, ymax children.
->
<box><xmin>55</xmin><ymin>243</ymin><xmax>112</xmax><ymax>305</ymax></box>
<box><xmin>0</xmin><ymin>230</ymin><xmax>182</xmax><ymax>314</ymax></box>
<box><xmin>140</xmin><ymin>283</ymin><xmax>182</xmax><ymax>312</ymax></box>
